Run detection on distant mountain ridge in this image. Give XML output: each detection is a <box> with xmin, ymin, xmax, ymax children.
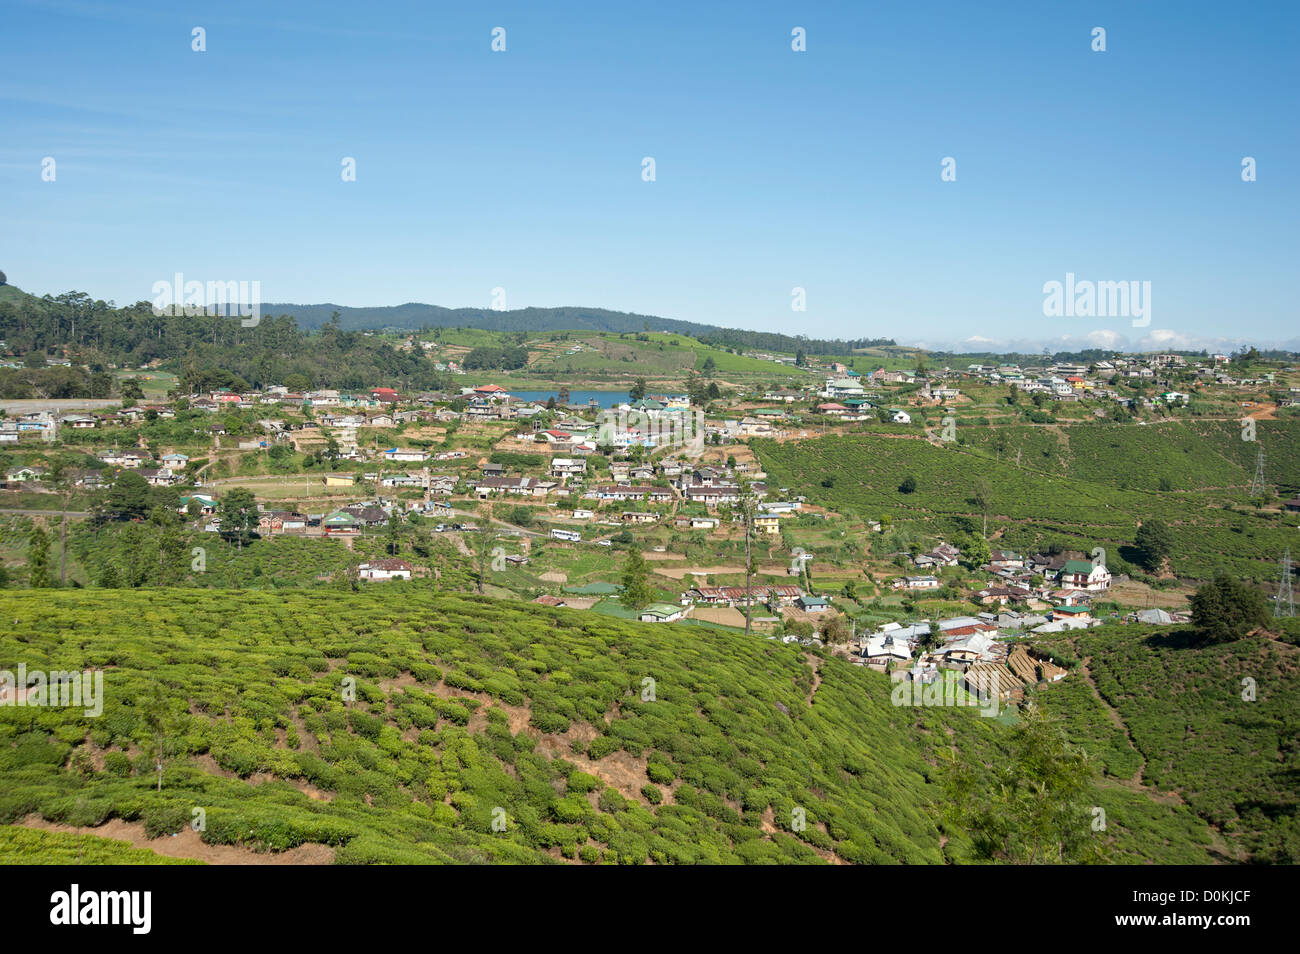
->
<box><xmin>258</xmin><ymin>301</ymin><xmax>895</xmax><ymax>355</ymax></box>
<box><xmin>260</xmin><ymin>302</ymin><xmax>718</xmax><ymax>336</ymax></box>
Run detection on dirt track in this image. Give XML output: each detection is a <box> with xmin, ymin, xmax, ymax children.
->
<box><xmin>16</xmin><ymin>816</ymin><xmax>335</xmax><ymax>865</ymax></box>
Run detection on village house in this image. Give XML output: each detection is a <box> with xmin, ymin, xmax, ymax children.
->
<box><xmin>621</xmin><ymin>511</ymin><xmax>660</xmax><ymax>524</ymax></box>
<box><xmin>321</xmin><ymin>510</ymin><xmax>360</xmax><ymax>535</ymax></box>
<box><xmin>593</xmin><ymin>484</ymin><xmax>674</xmax><ymax>503</ymax></box>
<box><xmin>915</xmin><ymin>542</ymin><xmax>961</xmax><ymax>568</ymax></box>
<box><xmin>895</xmin><ymin>575</ymin><xmax>941</xmax><ymax>590</ymax></box>
<box><xmin>550</xmin><ymin>457</ymin><xmax>587</xmax><ymax>477</ymax></box>
<box><xmin>358</xmin><ymin>558</ymin><xmax>413</xmax><ymax>581</ymax></box>
<box><xmin>382</xmin><ymin>447</ymin><xmax>426</xmax><ymax>463</ymax></box>
<box><xmin>797</xmin><ymin>595</ymin><xmax>831</xmax><ymax>613</ymax></box>
<box><xmin>258</xmin><ymin>510</ymin><xmax>308</xmax><ymax>534</ymax></box>
<box><xmin>472</xmin><ymin>476</ymin><xmax>557</xmax><ymax>498</ymax></box>
<box><xmin>988</xmin><ymin>549</ymin><xmax>1023</xmax><ymax>569</ymax></box>
<box><xmin>5</xmin><ymin>465</ymin><xmax>46</xmax><ymax>483</ymax></box>
<box><xmin>427</xmin><ymin>474</ymin><xmax>457</xmax><ymax>496</ymax></box>
<box><xmin>683</xmin><ymin>484</ymin><xmax>741</xmax><ymax>507</ymax></box>
<box><xmin>140</xmin><ymin>467</ymin><xmax>181</xmax><ymax>487</ymax></box>
<box><xmin>1058</xmin><ymin>559</ymin><xmax>1111</xmax><ymax>591</ymax></box>
<box><xmin>380</xmin><ymin>473</ymin><xmax>425</xmax><ymax>489</ymax></box>
<box><xmin>179</xmin><ymin>494</ymin><xmax>218</xmax><ymax>515</ymax></box>
<box><xmin>639</xmin><ymin>603</ymin><xmax>687</xmax><ymax>623</ymax></box>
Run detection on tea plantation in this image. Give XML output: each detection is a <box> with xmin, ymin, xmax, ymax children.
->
<box><xmin>0</xmin><ymin>589</ymin><xmax>1240</xmax><ymax>864</ymax></box>
<box><xmin>755</xmin><ymin>419</ymin><xmax>1300</xmax><ymax>582</ymax></box>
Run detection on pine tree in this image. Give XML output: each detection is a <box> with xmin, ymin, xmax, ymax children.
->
<box><xmin>28</xmin><ymin>526</ymin><xmax>51</xmax><ymax>588</ymax></box>
<box><xmin>621</xmin><ymin>550</ymin><xmax>653</xmax><ymax>612</ymax></box>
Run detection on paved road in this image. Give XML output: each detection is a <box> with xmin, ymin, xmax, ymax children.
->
<box><xmin>0</xmin><ymin>508</ymin><xmax>91</xmax><ymax>517</ymax></box>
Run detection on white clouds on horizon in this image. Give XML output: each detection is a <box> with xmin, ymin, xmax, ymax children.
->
<box><xmin>907</xmin><ymin>329</ymin><xmax>1300</xmax><ymax>355</ymax></box>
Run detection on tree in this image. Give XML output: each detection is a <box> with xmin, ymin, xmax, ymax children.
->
<box><xmin>702</xmin><ymin>356</ymin><xmax>716</xmax><ymax>376</ymax></box>
<box><xmin>686</xmin><ymin>371</ymin><xmax>709</xmax><ymax>408</ymax></box>
<box><xmin>219</xmin><ymin>488</ymin><xmax>258</xmax><ymax>550</ymax></box>
<box><xmin>958</xmin><ymin>534</ymin><xmax>990</xmax><ymax>570</ymax></box>
<box><xmin>106</xmin><ymin>470</ymin><xmax>151</xmax><ymax>521</ymax></box>
<box><xmin>43</xmin><ymin>459</ymin><xmax>76</xmax><ymax>584</ymax></box>
<box><xmin>385</xmin><ymin>509</ymin><xmax>402</xmax><ymax>555</ymax></box>
<box><xmin>1134</xmin><ymin>519</ymin><xmax>1173</xmax><ymax>572</ymax></box>
<box><xmin>629</xmin><ymin>377</ymin><xmax>648</xmax><ymax>402</ymax></box>
<box><xmin>819</xmin><ymin>613</ymin><xmax>851</xmax><ymax>644</ymax></box>
<box><xmin>899</xmin><ymin>475</ymin><xmax>917</xmax><ymax>494</ymax></box>
<box><xmin>942</xmin><ymin>702</ymin><xmax>1105</xmax><ymax>863</ymax></box>
<box><xmin>737</xmin><ymin>480</ymin><xmax>759</xmax><ymax>635</ymax></box>
<box><xmin>27</xmin><ymin>526</ymin><xmax>51</xmax><ymax>588</ymax></box>
<box><xmin>1190</xmin><ymin>573</ymin><xmax>1270</xmax><ymax>644</ymax></box>
<box><xmin>119</xmin><ymin>378</ymin><xmax>146</xmax><ymax>403</ymax></box>
<box><xmin>473</xmin><ymin>518</ymin><xmax>498</xmax><ymax>595</ymax></box>
<box><xmin>139</xmin><ymin>682</ymin><xmax>183</xmax><ymax>793</ymax></box>
<box><xmin>621</xmin><ymin>550</ymin><xmax>653</xmax><ymax>612</ymax></box>
<box><xmin>971</xmin><ymin>477</ymin><xmax>993</xmax><ymax>537</ymax></box>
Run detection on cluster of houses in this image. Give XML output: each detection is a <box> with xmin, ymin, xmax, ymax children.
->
<box><xmin>855</xmin><ymin>614</ymin><xmax>1071</xmax><ymax>704</ymax></box>
<box><xmin>890</xmin><ymin>542</ymin><xmax>1116</xmax><ymax>622</ymax></box>
<box><xmin>741</xmin><ymin>352</ymin><xmax>1294</xmax><ymax>427</ymax></box>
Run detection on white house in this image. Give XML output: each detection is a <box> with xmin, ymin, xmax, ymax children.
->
<box><xmin>383</xmin><ymin>448</ymin><xmax>427</xmax><ymax>463</ymax></box>
<box><xmin>358</xmin><ymin>559</ymin><xmax>413</xmax><ymax>581</ymax></box>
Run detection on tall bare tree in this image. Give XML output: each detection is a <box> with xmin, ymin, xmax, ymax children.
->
<box><xmin>737</xmin><ymin>479</ymin><xmax>757</xmax><ymax>636</ymax></box>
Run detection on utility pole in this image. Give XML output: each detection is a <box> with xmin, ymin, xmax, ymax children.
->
<box><xmin>1277</xmin><ymin>548</ymin><xmax>1295</xmax><ymax>619</ymax></box>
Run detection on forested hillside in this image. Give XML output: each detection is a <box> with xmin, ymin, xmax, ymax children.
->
<box><xmin>0</xmin><ymin>291</ymin><xmax>453</xmax><ymax>393</ymax></box>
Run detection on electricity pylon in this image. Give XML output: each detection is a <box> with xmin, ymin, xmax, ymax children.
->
<box><xmin>1249</xmin><ymin>447</ymin><xmax>1267</xmax><ymax>497</ymax></box>
<box><xmin>1277</xmin><ymin>548</ymin><xmax>1295</xmax><ymax>619</ymax></box>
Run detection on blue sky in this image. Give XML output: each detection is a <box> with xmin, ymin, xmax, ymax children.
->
<box><xmin>3</xmin><ymin>0</ymin><xmax>1296</xmax><ymax>351</ymax></box>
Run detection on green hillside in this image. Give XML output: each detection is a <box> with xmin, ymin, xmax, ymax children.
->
<box><xmin>0</xmin><ymin>590</ymin><xmax>1229</xmax><ymax>864</ymax></box>
<box><xmin>0</xmin><ymin>284</ymin><xmax>37</xmax><ymax>306</ymax></box>
<box><xmin>1036</xmin><ymin>625</ymin><xmax>1300</xmax><ymax>863</ymax></box>
<box><xmin>755</xmin><ymin>422</ymin><xmax>1300</xmax><ymax>582</ymax></box>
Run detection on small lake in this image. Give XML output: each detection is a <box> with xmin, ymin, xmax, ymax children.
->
<box><xmin>509</xmin><ymin>390</ymin><xmax>631</xmax><ymax>408</ymax></box>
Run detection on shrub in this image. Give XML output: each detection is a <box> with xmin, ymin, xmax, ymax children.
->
<box><xmin>102</xmin><ymin>751</ymin><xmax>133</xmax><ymax>777</ymax></box>
<box><xmin>587</xmin><ymin>736</ymin><xmax>620</xmax><ymax>760</ymax></box>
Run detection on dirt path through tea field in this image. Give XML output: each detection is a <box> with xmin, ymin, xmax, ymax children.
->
<box><xmin>17</xmin><ymin>816</ymin><xmax>335</xmax><ymax>865</ymax></box>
